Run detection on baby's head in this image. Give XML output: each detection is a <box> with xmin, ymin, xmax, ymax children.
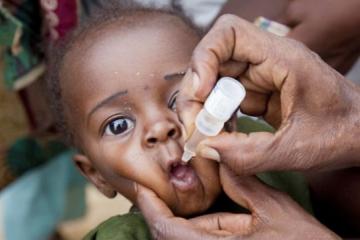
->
<box><xmin>48</xmin><ymin>4</ymin><xmax>221</xmax><ymax>216</ymax></box>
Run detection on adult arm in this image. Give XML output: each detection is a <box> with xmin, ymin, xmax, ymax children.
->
<box><xmin>218</xmin><ymin>0</ymin><xmax>360</xmax><ymax>74</ymax></box>
<box><xmin>277</xmin><ymin>0</ymin><xmax>360</xmax><ymax>74</ymax></box>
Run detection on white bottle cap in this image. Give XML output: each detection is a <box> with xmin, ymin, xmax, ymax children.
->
<box><xmin>204</xmin><ymin>77</ymin><xmax>246</xmax><ymax>121</ymax></box>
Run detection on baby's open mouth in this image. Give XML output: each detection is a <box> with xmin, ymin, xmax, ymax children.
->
<box><xmin>169</xmin><ymin>162</ymin><xmax>198</xmax><ymax>192</ymax></box>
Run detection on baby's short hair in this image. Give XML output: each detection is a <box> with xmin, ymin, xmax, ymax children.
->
<box><xmin>47</xmin><ymin>1</ymin><xmax>202</xmax><ymax>146</ymax></box>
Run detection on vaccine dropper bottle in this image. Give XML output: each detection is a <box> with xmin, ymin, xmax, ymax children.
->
<box><xmin>181</xmin><ymin>77</ymin><xmax>246</xmax><ymax>163</ymax></box>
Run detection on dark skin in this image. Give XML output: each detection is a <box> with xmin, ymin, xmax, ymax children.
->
<box><xmin>219</xmin><ymin>0</ymin><xmax>360</xmax><ymax>75</ymax></box>
<box><xmin>307</xmin><ymin>168</ymin><xmax>360</xmax><ymax>236</ymax></box>
<box><xmin>154</xmin><ymin>14</ymin><xmax>360</xmax><ymax>239</ymax></box>
<box><xmin>277</xmin><ymin>0</ymin><xmax>360</xmax><ymax>74</ymax></box>
<box><xmin>218</xmin><ymin>1</ymin><xmax>360</xmax><ymax>234</ymax></box>
<box><xmin>57</xmin><ymin>13</ymin><xmax>340</xmax><ymax>239</ymax></box>
<box><xmin>180</xmin><ymin>15</ymin><xmax>360</xmax><ymax>174</ymax></box>
<box><xmin>136</xmin><ymin>166</ymin><xmax>339</xmax><ymax>239</ymax></box>
<box><xmin>219</xmin><ymin>0</ymin><xmax>288</xmax><ymax>23</ymax></box>
<box><xmin>60</xmin><ymin>15</ymin><xmax>222</xmax><ymax>216</ymax></box>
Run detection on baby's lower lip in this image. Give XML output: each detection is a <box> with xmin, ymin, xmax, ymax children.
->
<box><xmin>169</xmin><ymin>164</ymin><xmax>199</xmax><ymax>192</ymax></box>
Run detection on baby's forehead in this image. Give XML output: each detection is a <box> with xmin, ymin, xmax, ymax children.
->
<box><xmin>66</xmin><ymin>23</ymin><xmax>191</xmax><ymax>75</ymax></box>
<box><xmin>60</xmin><ymin>12</ymin><xmax>198</xmax><ymax>108</ymax></box>
<box><xmin>62</xmin><ymin>13</ymin><xmax>199</xmax><ymax>80</ymax></box>
<box><xmin>69</xmin><ymin>12</ymin><xmax>194</xmax><ymax>55</ymax></box>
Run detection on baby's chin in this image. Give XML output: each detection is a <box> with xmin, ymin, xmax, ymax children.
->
<box><xmin>170</xmin><ymin>195</ymin><xmax>215</xmax><ymax>217</ymax></box>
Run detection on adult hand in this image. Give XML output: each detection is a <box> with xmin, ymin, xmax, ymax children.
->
<box><xmin>178</xmin><ymin>14</ymin><xmax>360</xmax><ymax>175</ymax></box>
<box><xmin>136</xmin><ymin>166</ymin><xmax>339</xmax><ymax>239</ymax></box>
<box><xmin>277</xmin><ymin>0</ymin><xmax>360</xmax><ymax>74</ymax></box>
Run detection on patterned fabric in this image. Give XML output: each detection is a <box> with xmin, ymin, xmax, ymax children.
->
<box><xmin>0</xmin><ymin>0</ymin><xmax>79</xmax><ymax>190</ymax></box>
<box><xmin>0</xmin><ymin>0</ymin><xmax>78</xmax><ymax>90</ymax></box>
<box><xmin>40</xmin><ymin>0</ymin><xmax>78</xmax><ymax>40</ymax></box>
<box><xmin>0</xmin><ymin>46</ymin><xmax>28</xmax><ymax>189</ymax></box>
<box><xmin>0</xmin><ymin>0</ymin><xmax>42</xmax><ymax>89</ymax></box>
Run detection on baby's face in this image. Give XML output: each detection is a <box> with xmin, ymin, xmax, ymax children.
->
<box><xmin>61</xmin><ymin>18</ymin><xmax>221</xmax><ymax>216</ymax></box>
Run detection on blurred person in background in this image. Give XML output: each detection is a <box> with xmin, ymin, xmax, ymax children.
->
<box><xmin>0</xmin><ymin>0</ymin><xmax>98</xmax><ymax>239</ymax></box>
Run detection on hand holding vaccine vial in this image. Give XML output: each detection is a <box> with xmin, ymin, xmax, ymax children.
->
<box><xmin>181</xmin><ymin>77</ymin><xmax>246</xmax><ymax>163</ymax></box>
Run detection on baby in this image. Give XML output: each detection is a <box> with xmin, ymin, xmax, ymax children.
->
<box><xmin>47</xmin><ymin>3</ymin><xmax>311</xmax><ymax>239</ymax></box>
<box><xmin>49</xmin><ymin>3</ymin><xmax>221</xmax><ymax>216</ymax></box>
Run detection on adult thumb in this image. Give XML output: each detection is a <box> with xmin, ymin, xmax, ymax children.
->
<box><xmin>197</xmin><ymin>131</ymin><xmax>276</xmax><ymax>176</ymax></box>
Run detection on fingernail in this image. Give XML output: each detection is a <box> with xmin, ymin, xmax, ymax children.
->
<box><xmin>192</xmin><ymin>72</ymin><xmax>200</xmax><ymax>94</ymax></box>
<box><xmin>198</xmin><ymin>145</ymin><xmax>221</xmax><ymax>162</ymax></box>
<box><xmin>180</xmin><ymin>125</ymin><xmax>188</xmax><ymax>141</ymax></box>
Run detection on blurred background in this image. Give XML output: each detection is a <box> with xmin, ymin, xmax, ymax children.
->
<box><xmin>0</xmin><ymin>187</ymin><xmax>131</xmax><ymax>239</ymax></box>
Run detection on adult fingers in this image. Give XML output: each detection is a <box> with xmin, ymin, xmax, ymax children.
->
<box><xmin>180</xmin><ymin>14</ymin><xmax>277</xmax><ymax>136</ymax></box>
<box><xmin>191</xmin><ymin>14</ymin><xmax>268</xmax><ymax>101</ymax></box>
<box><xmin>220</xmin><ymin>166</ymin><xmax>341</xmax><ymax>240</ymax></box>
<box><xmin>177</xmin><ymin>69</ymin><xmax>203</xmax><ymax>138</ymax></box>
<box><xmin>190</xmin><ymin>212</ymin><xmax>252</xmax><ymax>235</ymax></box>
<box><xmin>136</xmin><ymin>184</ymin><xmax>223</xmax><ymax>240</ymax></box>
<box><xmin>220</xmin><ymin>165</ymin><xmax>289</xmax><ymax>214</ymax></box>
<box><xmin>136</xmin><ymin>184</ymin><xmax>174</xmax><ymax>220</ymax></box>
<box><xmin>197</xmin><ymin>131</ymin><xmax>284</xmax><ymax>175</ymax></box>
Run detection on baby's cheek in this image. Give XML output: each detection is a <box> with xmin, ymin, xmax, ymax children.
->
<box><xmin>115</xmin><ymin>162</ymin><xmax>177</xmax><ymax>208</ymax></box>
<box><xmin>99</xmin><ymin>142</ymin><xmax>178</xmax><ymax>208</ymax></box>
<box><xmin>108</xmin><ymin>174</ymin><xmax>137</xmax><ymax>202</ymax></box>
<box><xmin>194</xmin><ymin>158</ymin><xmax>221</xmax><ymax>202</ymax></box>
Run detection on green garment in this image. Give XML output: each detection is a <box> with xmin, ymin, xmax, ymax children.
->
<box><xmin>84</xmin><ymin>212</ymin><xmax>151</xmax><ymax>240</ymax></box>
<box><xmin>84</xmin><ymin>117</ymin><xmax>313</xmax><ymax>240</ymax></box>
<box><xmin>0</xmin><ymin>3</ymin><xmax>43</xmax><ymax>90</ymax></box>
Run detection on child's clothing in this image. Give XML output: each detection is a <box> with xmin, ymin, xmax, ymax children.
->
<box><xmin>84</xmin><ymin>117</ymin><xmax>313</xmax><ymax>240</ymax></box>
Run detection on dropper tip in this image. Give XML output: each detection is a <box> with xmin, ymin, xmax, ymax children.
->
<box><xmin>181</xmin><ymin>151</ymin><xmax>193</xmax><ymax>163</ymax></box>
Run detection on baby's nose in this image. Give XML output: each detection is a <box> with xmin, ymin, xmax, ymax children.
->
<box><xmin>144</xmin><ymin>121</ymin><xmax>180</xmax><ymax>147</ymax></box>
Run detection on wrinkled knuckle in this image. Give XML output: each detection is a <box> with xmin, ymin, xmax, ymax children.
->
<box><xmin>286</xmin><ymin>38</ymin><xmax>309</xmax><ymax>55</ymax></box>
<box><xmin>217</xmin><ymin>14</ymin><xmax>241</xmax><ymax>26</ymax></box>
<box><xmin>151</xmin><ymin>219</ymin><xmax>170</xmax><ymax>240</ymax></box>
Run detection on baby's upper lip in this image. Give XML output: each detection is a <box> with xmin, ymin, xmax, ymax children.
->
<box><xmin>166</xmin><ymin>157</ymin><xmax>185</xmax><ymax>174</ymax></box>
<box><xmin>157</xmin><ymin>142</ymin><xmax>187</xmax><ymax>174</ymax></box>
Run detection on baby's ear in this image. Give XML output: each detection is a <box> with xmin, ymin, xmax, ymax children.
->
<box><xmin>73</xmin><ymin>154</ymin><xmax>117</xmax><ymax>198</ymax></box>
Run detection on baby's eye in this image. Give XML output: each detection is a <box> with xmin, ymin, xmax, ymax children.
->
<box><xmin>168</xmin><ymin>90</ymin><xmax>179</xmax><ymax>112</ymax></box>
<box><xmin>104</xmin><ymin>117</ymin><xmax>134</xmax><ymax>136</ymax></box>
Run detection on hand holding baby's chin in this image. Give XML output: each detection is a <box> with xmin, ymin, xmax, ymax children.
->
<box><xmin>135</xmin><ymin>166</ymin><xmax>339</xmax><ymax>240</ymax></box>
